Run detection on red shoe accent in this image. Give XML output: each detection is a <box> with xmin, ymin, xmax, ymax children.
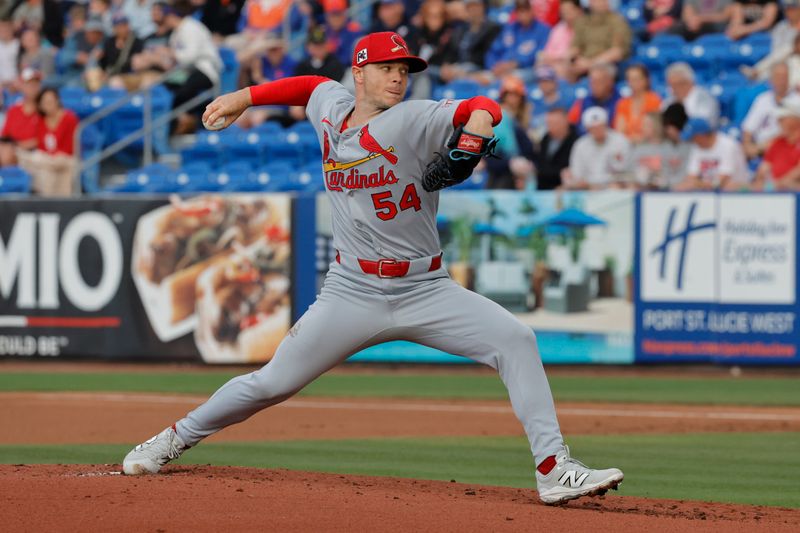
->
<box><xmin>537</xmin><ymin>455</ymin><xmax>557</xmax><ymax>475</ymax></box>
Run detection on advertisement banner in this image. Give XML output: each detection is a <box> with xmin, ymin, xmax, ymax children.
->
<box><xmin>0</xmin><ymin>195</ymin><xmax>292</xmax><ymax>363</ymax></box>
<box><xmin>635</xmin><ymin>193</ymin><xmax>799</xmax><ymax>364</ymax></box>
<box><xmin>316</xmin><ymin>190</ymin><xmax>635</xmax><ymax>364</ymax></box>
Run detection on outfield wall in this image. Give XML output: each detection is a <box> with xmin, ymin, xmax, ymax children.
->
<box><xmin>0</xmin><ymin>192</ymin><xmax>796</xmax><ymax>365</ymax></box>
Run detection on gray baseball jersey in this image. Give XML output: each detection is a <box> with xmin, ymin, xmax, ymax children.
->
<box><xmin>174</xmin><ymin>80</ymin><xmax>565</xmax><ymax>467</ymax></box>
<box><xmin>308</xmin><ymin>80</ymin><xmax>457</xmax><ymax>259</ymax></box>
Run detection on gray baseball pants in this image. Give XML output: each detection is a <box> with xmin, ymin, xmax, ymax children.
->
<box><xmin>176</xmin><ymin>261</ymin><xmax>564</xmax><ymax>465</ymax></box>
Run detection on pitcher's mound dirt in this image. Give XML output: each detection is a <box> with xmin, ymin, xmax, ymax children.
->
<box><xmin>1</xmin><ymin>465</ymin><xmax>798</xmax><ymax>533</ymax></box>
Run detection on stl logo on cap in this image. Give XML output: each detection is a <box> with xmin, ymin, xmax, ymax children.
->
<box><xmin>390</xmin><ymin>34</ymin><xmax>408</xmax><ymax>54</ymax></box>
<box><xmin>356</xmin><ymin>48</ymin><xmax>368</xmax><ymax>64</ymax></box>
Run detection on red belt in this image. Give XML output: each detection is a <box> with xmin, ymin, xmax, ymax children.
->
<box><xmin>335</xmin><ymin>252</ymin><xmax>442</xmax><ymax>278</ymax></box>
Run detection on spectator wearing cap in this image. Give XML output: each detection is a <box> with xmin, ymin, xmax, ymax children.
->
<box><xmin>753</xmin><ymin>98</ymin><xmax>800</xmax><ymax>189</ymax></box>
<box><xmin>485</xmin><ymin>76</ymin><xmax>536</xmax><ymax>189</ymax></box>
<box><xmin>726</xmin><ymin>0</ymin><xmax>779</xmax><ymax>41</ymax></box>
<box><xmin>12</xmin><ymin>0</ymin><xmax>43</xmax><ymax>33</ymax></box>
<box><xmin>677</xmin><ymin>0</ymin><xmax>734</xmax><ymax>40</ymax></box>
<box><xmin>0</xmin><ymin>18</ymin><xmax>19</xmax><ymax>90</ymax></box>
<box><xmin>0</xmin><ymin>68</ymin><xmax>41</xmax><ymax>167</ymax></box>
<box><xmin>99</xmin><ymin>13</ymin><xmax>144</xmax><ymax>89</ymax></box>
<box><xmin>568</xmin><ymin>62</ymin><xmax>620</xmax><ymax>132</ymax></box>
<box><xmin>296</xmin><ymin>26</ymin><xmax>346</xmax><ymax>81</ymax></box>
<box><xmin>662</xmin><ymin>62</ymin><xmax>720</xmax><ymax>125</ymax></box>
<box><xmin>240</xmin><ymin>35</ymin><xmax>296</xmax><ymax>128</ymax></box>
<box><xmin>487</xmin><ymin>0</ymin><xmax>551</xmax><ymax>82</ymax></box>
<box><xmin>439</xmin><ymin>0</ymin><xmax>501</xmax><ymax>84</ymax></box>
<box><xmin>250</xmin><ymin>35</ymin><xmax>295</xmax><ymax>84</ymax></box>
<box><xmin>570</xmin><ymin>0</ymin><xmax>632</xmax><ymax>79</ymax></box>
<box><xmin>162</xmin><ymin>0</ymin><xmax>223</xmax><ymax>133</ymax></box>
<box><xmin>57</xmin><ymin>16</ymin><xmax>105</xmax><ymax>86</ymax></box>
<box><xmin>533</xmin><ymin>105</ymin><xmax>579</xmax><ymax>189</ymax></box>
<box><xmin>743</xmin><ymin>0</ymin><xmax>800</xmax><ymax>80</ymax></box>
<box><xmin>200</xmin><ymin>0</ymin><xmax>246</xmax><ymax>41</ymax></box>
<box><xmin>16</xmin><ymin>87</ymin><xmax>79</xmax><ymax>196</ymax></box>
<box><xmin>530</xmin><ymin>65</ymin><xmax>573</xmax><ymax>137</ymax></box>
<box><xmin>370</xmin><ymin>0</ymin><xmax>420</xmax><ymax>52</ymax></box>
<box><xmin>742</xmin><ymin>62</ymin><xmax>797</xmax><ymax>160</ymax></box>
<box><xmin>323</xmin><ymin>0</ymin><xmax>363</xmax><ymax>67</ymax></box>
<box><xmin>563</xmin><ymin>106</ymin><xmax>632</xmax><ymax>189</ymax></box>
<box><xmin>539</xmin><ymin>0</ymin><xmax>583</xmax><ymax>80</ymax></box>
<box><xmin>676</xmin><ymin>117</ymin><xmax>749</xmax><ymax>190</ymax></box>
<box><xmin>614</xmin><ymin>64</ymin><xmax>662</xmax><ymax>143</ymax></box>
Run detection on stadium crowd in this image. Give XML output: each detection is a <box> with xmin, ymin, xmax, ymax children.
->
<box><xmin>1</xmin><ymin>0</ymin><xmax>800</xmax><ymax>195</ymax></box>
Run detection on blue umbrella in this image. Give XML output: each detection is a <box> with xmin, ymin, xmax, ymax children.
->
<box><xmin>436</xmin><ymin>215</ymin><xmax>450</xmax><ymax>230</ymax></box>
<box><xmin>473</xmin><ymin>222</ymin><xmax>505</xmax><ymax>235</ymax></box>
<box><xmin>542</xmin><ymin>208</ymin><xmax>606</xmax><ymax>227</ymax></box>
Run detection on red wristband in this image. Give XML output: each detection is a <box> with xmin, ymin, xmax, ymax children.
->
<box><xmin>452</xmin><ymin>96</ymin><xmax>503</xmax><ymax>127</ymax></box>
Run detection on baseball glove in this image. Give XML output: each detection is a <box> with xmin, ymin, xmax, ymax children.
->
<box><xmin>421</xmin><ymin>126</ymin><xmax>499</xmax><ymax>192</ymax></box>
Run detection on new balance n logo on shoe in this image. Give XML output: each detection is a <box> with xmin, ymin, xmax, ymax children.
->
<box><xmin>559</xmin><ymin>470</ymin><xmax>589</xmax><ymax>488</ymax></box>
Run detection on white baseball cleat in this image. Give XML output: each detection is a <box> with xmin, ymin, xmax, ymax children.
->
<box><xmin>535</xmin><ymin>446</ymin><xmax>624</xmax><ymax>505</ymax></box>
<box><xmin>122</xmin><ymin>425</ymin><xmax>188</xmax><ymax>475</ymax></box>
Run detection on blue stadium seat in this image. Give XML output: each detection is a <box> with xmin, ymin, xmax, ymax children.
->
<box><xmin>215</xmin><ymin>162</ymin><xmax>257</xmax><ymax>192</ymax></box>
<box><xmin>256</xmin><ymin>162</ymin><xmax>294</xmax><ymax>191</ymax></box>
<box><xmin>635</xmin><ymin>42</ymin><xmax>682</xmax><ymax>72</ymax></box>
<box><xmin>624</xmin><ymin>1</ymin><xmax>646</xmax><ymax>32</ymax></box>
<box><xmin>218</xmin><ymin>47</ymin><xmax>240</xmax><ymax>94</ymax></box>
<box><xmin>228</xmin><ymin>129</ymin><xmax>268</xmax><ymax>167</ymax></box>
<box><xmin>433</xmin><ymin>79</ymin><xmax>482</xmax><ymax>100</ymax></box>
<box><xmin>268</xmin><ymin>131</ymin><xmax>304</xmax><ymax>164</ymax></box>
<box><xmin>174</xmin><ymin>162</ymin><xmax>212</xmax><ymax>191</ymax></box>
<box><xmin>0</xmin><ymin>167</ymin><xmax>32</xmax><ymax>194</ymax></box>
<box><xmin>105</xmin><ymin>163</ymin><xmax>175</xmax><ymax>193</ymax></box>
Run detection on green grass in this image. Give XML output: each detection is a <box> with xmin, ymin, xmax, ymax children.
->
<box><xmin>0</xmin><ymin>371</ymin><xmax>798</xmax><ymax>406</ymax></box>
<box><xmin>1</xmin><ymin>432</ymin><xmax>797</xmax><ymax>508</ymax></box>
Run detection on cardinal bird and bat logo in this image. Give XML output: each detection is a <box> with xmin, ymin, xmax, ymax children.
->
<box><xmin>322</xmin><ymin>124</ymin><xmax>397</xmax><ymax>172</ymax></box>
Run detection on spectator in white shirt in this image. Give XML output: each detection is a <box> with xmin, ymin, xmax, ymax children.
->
<box><xmin>676</xmin><ymin>117</ymin><xmax>750</xmax><ymax>190</ymax></box>
<box><xmin>663</xmin><ymin>62</ymin><xmax>720</xmax><ymax>125</ymax></box>
<box><xmin>162</xmin><ymin>0</ymin><xmax>222</xmax><ymax>133</ymax></box>
<box><xmin>742</xmin><ymin>62</ymin><xmax>796</xmax><ymax>159</ymax></box>
<box><xmin>563</xmin><ymin>106</ymin><xmax>632</xmax><ymax>189</ymax></box>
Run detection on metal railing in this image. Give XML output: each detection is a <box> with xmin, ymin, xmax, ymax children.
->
<box><xmin>73</xmin><ymin>65</ymin><xmax>221</xmax><ymax>194</ymax></box>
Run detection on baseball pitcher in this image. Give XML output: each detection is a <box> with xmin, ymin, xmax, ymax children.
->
<box><xmin>122</xmin><ymin>32</ymin><xmax>623</xmax><ymax>505</ymax></box>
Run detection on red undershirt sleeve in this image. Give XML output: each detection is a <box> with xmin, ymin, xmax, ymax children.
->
<box><xmin>249</xmin><ymin>76</ymin><xmax>332</xmax><ymax>107</ymax></box>
<box><xmin>452</xmin><ymin>96</ymin><xmax>503</xmax><ymax>128</ymax></box>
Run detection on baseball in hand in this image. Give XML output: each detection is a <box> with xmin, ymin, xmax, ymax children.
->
<box><xmin>203</xmin><ymin>117</ymin><xmax>226</xmax><ymax>131</ymax></box>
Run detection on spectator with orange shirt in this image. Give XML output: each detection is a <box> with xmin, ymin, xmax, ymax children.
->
<box><xmin>16</xmin><ymin>88</ymin><xmax>79</xmax><ymax>196</ymax></box>
<box><xmin>0</xmin><ymin>67</ymin><xmax>41</xmax><ymax>167</ymax></box>
<box><xmin>614</xmin><ymin>64</ymin><xmax>662</xmax><ymax>143</ymax></box>
<box><xmin>225</xmin><ymin>0</ymin><xmax>293</xmax><ymax>67</ymax></box>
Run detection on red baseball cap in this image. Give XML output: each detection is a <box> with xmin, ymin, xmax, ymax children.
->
<box><xmin>352</xmin><ymin>32</ymin><xmax>427</xmax><ymax>73</ymax></box>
